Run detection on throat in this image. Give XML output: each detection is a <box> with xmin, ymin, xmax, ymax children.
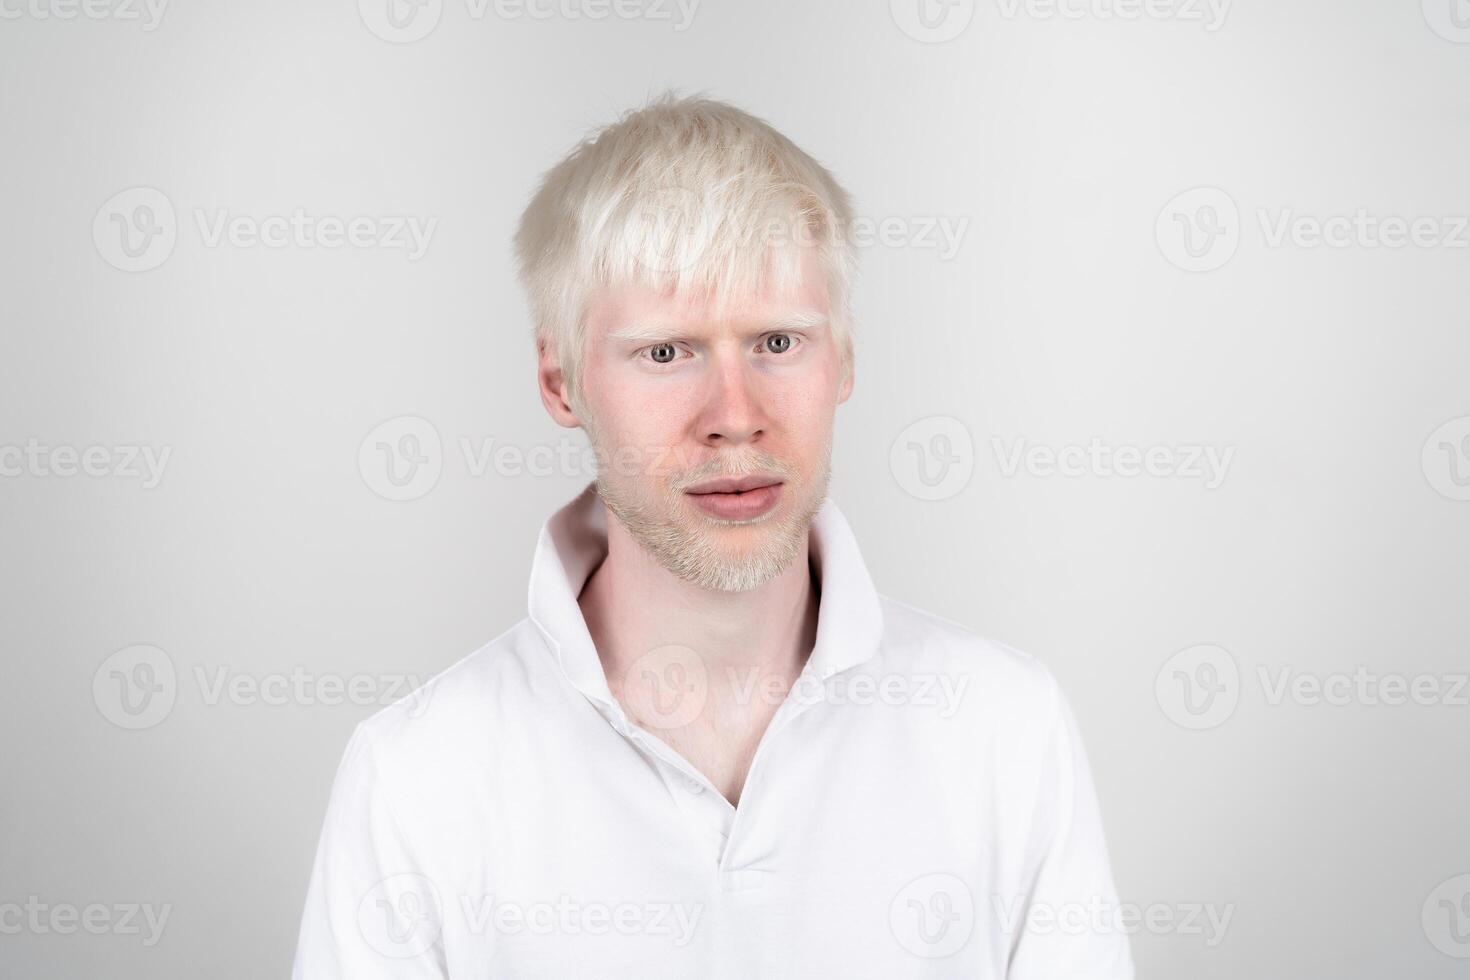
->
<box><xmin>627</xmin><ymin>688</ymin><xmax>787</xmax><ymax>807</ymax></box>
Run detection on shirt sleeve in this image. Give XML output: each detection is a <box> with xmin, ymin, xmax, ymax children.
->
<box><xmin>291</xmin><ymin>721</ymin><xmax>450</xmax><ymax>980</ymax></box>
<box><xmin>1005</xmin><ymin>677</ymin><xmax>1135</xmax><ymax>980</ymax></box>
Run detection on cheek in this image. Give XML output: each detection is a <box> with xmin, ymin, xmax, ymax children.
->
<box><xmin>792</xmin><ymin>420</ymin><xmax>834</xmax><ymax>468</ymax></box>
<box><xmin>587</xmin><ymin>389</ymin><xmax>691</xmax><ymax>478</ymax></box>
<box><xmin>767</xmin><ymin>367</ymin><xmax>839</xmax><ymax>429</ymax></box>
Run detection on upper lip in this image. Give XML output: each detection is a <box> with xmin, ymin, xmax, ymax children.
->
<box><xmin>685</xmin><ymin>475</ymin><xmax>784</xmax><ymax>494</ymax></box>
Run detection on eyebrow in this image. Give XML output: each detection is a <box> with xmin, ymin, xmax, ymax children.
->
<box><xmin>608</xmin><ymin>311</ymin><xmax>830</xmax><ymax>343</ymax></box>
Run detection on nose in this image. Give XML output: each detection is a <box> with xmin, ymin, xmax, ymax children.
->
<box><xmin>697</xmin><ymin>347</ymin><xmax>769</xmax><ymax>449</ymax></box>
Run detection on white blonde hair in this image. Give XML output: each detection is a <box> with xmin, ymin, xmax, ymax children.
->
<box><xmin>513</xmin><ymin>90</ymin><xmax>858</xmax><ymax>418</ymax></box>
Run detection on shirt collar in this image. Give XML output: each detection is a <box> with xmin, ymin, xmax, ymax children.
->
<box><xmin>526</xmin><ymin>479</ymin><xmax>885</xmax><ymax>708</ymax></box>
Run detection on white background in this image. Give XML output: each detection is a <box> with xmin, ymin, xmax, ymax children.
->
<box><xmin>1</xmin><ymin>0</ymin><xmax>1468</xmax><ymax>976</ymax></box>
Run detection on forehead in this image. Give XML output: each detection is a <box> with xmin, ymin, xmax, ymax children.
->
<box><xmin>585</xmin><ymin>243</ymin><xmax>831</xmax><ymax>339</ymax></box>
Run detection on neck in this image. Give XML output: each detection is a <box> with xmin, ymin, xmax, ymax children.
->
<box><xmin>578</xmin><ymin>497</ymin><xmax>820</xmax><ymax>712</ymax></box>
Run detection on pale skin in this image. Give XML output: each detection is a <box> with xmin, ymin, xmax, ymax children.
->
<box><xmin>536</xmin><ymin>245</ymin><xmax>854</xmax><ymax>805</ymax></box>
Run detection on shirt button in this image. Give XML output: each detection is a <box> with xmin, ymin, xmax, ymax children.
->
<box><xmin>681</xmin><ymin>775</ymin><xmax>705</xmax><ymax>794</ymax></box>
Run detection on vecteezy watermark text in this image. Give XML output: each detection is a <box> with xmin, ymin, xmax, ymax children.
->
<box><xmin>1156</xmin><ymin>644</ymin><xmax>1470</xmax><ymax>730</ymax></box>
<box><xmin>93</xmin><ymin>187</ymin><xmax>438</xmax><ymax>272</ymax></box>
<box><xmin>1257</xmin><ymin>209</ymin><xmax>1470</xmax><ymax>251</ymax></box>
<box><xmin>193</xmin><ymin>665</ymin><xmax>435</xmax><ymax>714</ymax></box>
<box><xmin>358</xmin><ymin>0</ymin><xmax>701</xmax><ymax>43</ymax></box>
<box><xmin>990</xmin><ymin>895</ymin><xmax>1235</xmax><ymax>947</ymax></box>
<box><xmin>92</xmin><ymin>644</ymin><xmax>437</xmax><ymax>730</ymax></box>
<box><xmin>0</xmin><ymin>0</ymin><xmax>168</xmax><ymax>29</ymax></box>
<box><xmin>1158</xmin><ymin>185</ymin><xmax>1470</xmax><ymax>272</ymax></box>
<box><xmin>994</xmin><ymin>0</ymin><xmax>1230</xmax><ymax>31</ymax></box>
<box><xmin>192</xmin><ymin>209</ymin><xmax>437</xmax><ymax>260</ymax></box>
<box><xmin>0</xmin><ymin>897</ymin><xmax>171</xmax><ymax>946</ymax></box>
<box><xmin>1257</xmin><ymin>666</ymin><xmax>1469</xmax><ymax>708</ymax></box>
<box><xmin>0</xmin><ymin>439</ymin><xmax>171</xmax><ymax>488</ymax></box>
<box><xmin>356</xmin><ymin>874</ymin><xmax>703</xmax><ymax>959</ymax></box>
<box><xmin>459</xmin><ymin>895</ymin><xmax>702</xmax><ymax>946</ymax></box>
<box><xmin>622</xmin><ymin>646</ymin><xmax>974</xmax><ymax>731</ymax></box>
<box><xmin>992</xmin><ymin>436</ymin><xmax>1235</xmax><ymax>489</ymax></box>
<box><xmin>360</xmin><ymin>416</ymin><xmax>800</xmax><ymax>501</ymax></box>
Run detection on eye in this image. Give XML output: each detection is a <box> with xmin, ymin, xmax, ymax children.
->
<box><xmin>762</xmin><ymin>332</ymin><xmax>799</xmax><ymax>355</ymax></box>
<box><xmin>644</xmin><ymin>342</ymin><xmax>681</xmax><ymax>365</ymax></box>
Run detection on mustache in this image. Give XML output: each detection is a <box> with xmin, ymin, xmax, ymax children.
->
<box><xmin>671</xmin><ymin>453</ymin><xmax>791</xmax><ymax>491</ymax></box>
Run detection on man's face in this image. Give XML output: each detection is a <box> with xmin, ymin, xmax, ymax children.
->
<box><xmin>573</xmin><ymin>245</ymin><xmax>853</xmax><ymax>593</ymax></box>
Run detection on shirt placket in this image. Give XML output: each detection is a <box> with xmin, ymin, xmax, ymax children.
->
<box><xmin>597</xmin><ymin>699</ymin><xmax>736</xmax><ymax>854</ymax></box>
<box><xmin>593</xmin><ymin>660</ymin><xmax>833</xmax><ymax>894</ymax></box>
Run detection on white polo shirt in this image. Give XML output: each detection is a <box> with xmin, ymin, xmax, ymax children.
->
<box><xmin>292</xmin><ymin>481</ymin><xmax>1134</xmax><ymax>979</ymax></box>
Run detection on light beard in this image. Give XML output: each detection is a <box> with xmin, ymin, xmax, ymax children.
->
<box><xmin>592</xmin><ymin>440</ymin><xmax>833</xmax><ymax>594</ymax></box>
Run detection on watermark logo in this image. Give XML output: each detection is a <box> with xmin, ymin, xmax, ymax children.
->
<box><xmin>1422</xmin><ymin>0</ymin><xmax>1470</xmax><ymax>43</ymax></box>
<box><xmin>93</xmin><ymin>187</ymin><xmax>177</xmax><ymax>273</ymax></box>
<box><xmin>622</xmin><ymin>185</ymin><xmax>714</xmax><ymax>278</ymax></box>
<box><xmin>1155</xmin><ymin>643</ymin><xmax>1239</xmax><ymax>730</ymax></box>
<box><xmin>359</xmin><ymin>416</ymin><xmax>444</xmax><ymax>502</ymax></box>
<box><xmin>1422</xmin><ymin>416</ymin><xmax>1470</xmax><ymax>501</ymax></box>
<box><xmin>1423</xmin><ymin>874</ymin><xmax>1470</xmax><ymax>958</ymax></box>
<box><xmin>890</xmin><ymin>873</ymin><xmax>975</xmax><ymax>957</ymax></box>
<box><xmin>359</xmin><ymin>0</ymin><xmax>443</xmax><ymax>42</ymax></box>
<box><xmin>890</xmin><ymin>416</ymin><xmax>975</xmax><ymax>501</ymax></box>
<box><xmin>1156</xmin><ymin>186</ymin><xmax>1239</xmax><ymax>272</ymax></box>
<box><xmin>359</xmin><ymin>873</ymin><xmax>444</xmax><ymax>958</ymax></box>
<box><xmin>92</xmin><ymin>645</ymin><xmax>178</xmax><ymax>730</ymax></box>
<box><xmin>891</xmin><ymin>0</ymin><xmax>976</xmax><ymax>43</ymax></box>
<box><xmin>622</xmin><ymin>644</ymin><xmax>709</xmax><ymax>730</ymax></box>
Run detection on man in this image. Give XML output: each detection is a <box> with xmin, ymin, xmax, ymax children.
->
<box><xmin>292</xmin><ymin>92</ymin><xmax>1133</xmax><ymax>979</ymax></box>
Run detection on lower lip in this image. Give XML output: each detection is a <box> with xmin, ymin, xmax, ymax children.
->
<box><xmin>685</xmin><ymin>483</ymin><xmax>783</xmax><ymax>520</ymax></box>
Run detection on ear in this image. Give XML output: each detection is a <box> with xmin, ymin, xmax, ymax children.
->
<box><xmin>537</xmin><ymin>339</ymin><xmax>582</xmax><ymax>428</ymax></box>
<box><xmin>836</xmin><ymin>350</ymin><xmax>855</xmax><ymax>405</ymax></box>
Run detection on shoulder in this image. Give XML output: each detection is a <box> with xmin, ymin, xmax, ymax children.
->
<box><xmin>341</xmin><ymin>617</ymin><xmax>559</xmax><ymax>777</ymax></box>
<box><xmin>868</xmin><ymin>595</ymin><xmax>1088</xmax><ymax>816</ymax></box>
<box><xmin>874</xmin><ymin>592</ymin><xmax>1063</xmax><ymax>715</ymax></box>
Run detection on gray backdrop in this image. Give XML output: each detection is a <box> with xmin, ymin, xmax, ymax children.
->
<box><xmin>2</xmin><ymin>0</ymin><xmax>1467</xmax><ymax>977</ymax></box>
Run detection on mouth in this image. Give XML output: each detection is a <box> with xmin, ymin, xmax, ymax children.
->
<box><xmin>683</xmin><ymin>476</ymin><xmax>785</xmax><ymax>520</ymax></box>
<box><xmin>684</xmin><ymin>475</ymin><xmax>784</xmax><ymax>495</ymax></box>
